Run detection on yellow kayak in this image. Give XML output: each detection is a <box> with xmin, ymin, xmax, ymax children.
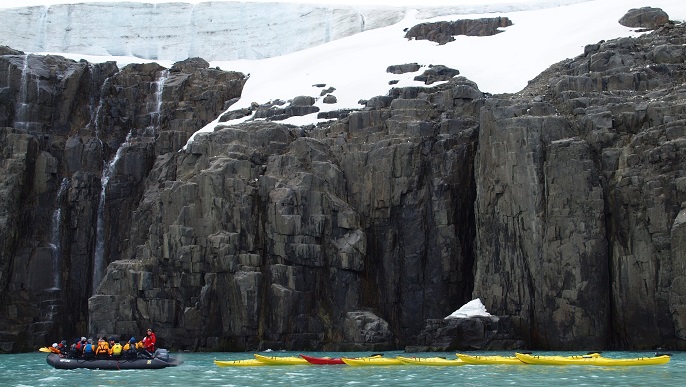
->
<box><xmin>397</xmin><ymin>356</ymin><xmax>465</xmax><ymax>366</ymax></box>
<box><xmin>515</xmin><ymin>353</ymin><xmax>670</xmax><ymax>366</ymax></box>
<box><xmin>341</xmin><ymin>356</ymin><xmax>403</xmax><ymax>366</ymax></box>
<box><xmin>214</xmin><ymin>359</ymin><xmax>266</xmax><ymax>367</ymax></box>
<box><xmin>253</xmin><ymin>353</ymin><xmax>309</xmax><ymax>365</ymax></box>
<box><xmin>456</xmin><ymin>353</ymin><xmax>524</xmax><ymax>365</ymax></box>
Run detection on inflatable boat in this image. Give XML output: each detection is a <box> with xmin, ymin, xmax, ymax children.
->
<box><xmin>46</xmin><ymin>349</ymin><xmax>182</xmax><ymax>370</ymax></box>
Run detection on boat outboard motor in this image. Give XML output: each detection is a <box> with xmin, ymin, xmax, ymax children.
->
<box><xmin>154</xmin><ymin>348</ymin><xmax>170</xmax><ymax>362</ymax></box>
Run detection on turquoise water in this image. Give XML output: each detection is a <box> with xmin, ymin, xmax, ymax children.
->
<box><xmin>1</xmin><ymin>351</ymin><xmax>684</xmax><ymax>386</ymax></box>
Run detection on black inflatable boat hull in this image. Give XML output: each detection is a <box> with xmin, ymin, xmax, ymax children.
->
<box><xmin>46</xmin><ymin>353</ymin><xmax>182</xmax><ymax>370</ymax></box>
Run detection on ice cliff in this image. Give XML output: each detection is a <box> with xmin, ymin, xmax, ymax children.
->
<box><xmin>1</xmin><ymin>2</ymin><xmax>406</xmax><ymax>61</ymax></box>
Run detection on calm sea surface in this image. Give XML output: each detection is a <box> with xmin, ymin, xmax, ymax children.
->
<box><xmin>1</xmin><ymin>350</ymin><xmax>684</xmax><ymax>386</ymax></box>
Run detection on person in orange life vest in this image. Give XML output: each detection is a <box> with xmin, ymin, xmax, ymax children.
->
<box><xmin>95</xmin><ymin>337</ymin><xmax>110</xmax><ymax>358</ymax></box>
<box><xmin>49</xmin><ymin>343</ymin><xmax>61</xmax><ymax>354</ymax></box>
<box><xmin>142</xmin><ymin>328</ymin><xmax>156</xmax><ymax>353</ymax></box>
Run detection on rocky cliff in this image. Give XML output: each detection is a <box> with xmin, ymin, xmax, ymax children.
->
<box><xmin>0</xmin><ymin>49</ymin><xmax>246</xmax><ymax>351</ymax></box>
<box><xmin>1</xmin><ymin>16</ymin><xmax>686</xmax><ymax>352</ymax></box>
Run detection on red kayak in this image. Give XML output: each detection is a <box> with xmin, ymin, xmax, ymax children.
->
<box><xmin>299</xmin><ymin>354</ymin><xmax>345</xmax><ymax>365</ymax></box>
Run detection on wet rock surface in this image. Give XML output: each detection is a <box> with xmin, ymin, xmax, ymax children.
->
<box><xmin>0</xmin><ymin>52</ymin><xmax>245</xmax><ymax>351</ymax></box>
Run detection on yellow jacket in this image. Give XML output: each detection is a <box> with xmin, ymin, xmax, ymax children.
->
<box><xmin>123</xmin><ymin>342</ymin><xmax>140</xmax><ymax>351</ymax></box>
<box><xmin>110</xmin><ymin>343</ymin><xmax>123</xmax><ymax>355</ymax></box>
<box><xmin>95</xmin><ymin>340</ymin><xmax>110</xmax><ymax>355</ymax></box>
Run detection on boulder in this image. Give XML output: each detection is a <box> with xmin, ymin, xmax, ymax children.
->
<box><xmin>319</xmin><ymin>87</ymin><xmax>336</xmax><ymax>96</ymax></box>
<box><xmin>253</xmin><ymin>97</ymin><xmax>320</xmax><ymax>121</ymax></box>
<box><xmin>619</xmin><ymin>7</ymin><xmax>669</xmax><ymax>30</ymax></box>
<box><xmin>409</xmin><ymin>316</ymin><xmax>525</xmax><ymax>351</ymax></box>
<box><xmin>414</xmin><ymin>65</ymin><xmax>460</xmax><ymax>85</ymax></box>
<box><xmin>386</xmin><ymin>63</ymin><xmax>421</xmax><ymax>74</ymax></box>
<box><xmin>341</xmin><ymin>311</ymin><xmax>396</xmax><ymax>351</ymax></box>
<box><xmin>405</xmin><ymin>17</ymin><xmax>512</xmax><ymax>45</ymax></box>
<box><xmin>322</xmin><ymin>95</ymin><xmax>337</xmax><ymax>104</ymax></box>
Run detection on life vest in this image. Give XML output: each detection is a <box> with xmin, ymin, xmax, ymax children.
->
<box><xmin>111</xmin><ymin>343</ymin><xmax>123</xmax><ymax>355</ymax></box>
<box><xmin>83</xmin><ymin>343</ymin><xmax>94</xmax><ymax>354</ymax></box>
<box><xmin>96</xmin><ymin>340</ymin><xmax>110</xmax><ymax>355</ymax></box>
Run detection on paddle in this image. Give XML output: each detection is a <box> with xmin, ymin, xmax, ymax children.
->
<box><xmin>39</xmin><ymin>347</ymin><xmax>52</xmax><ymax>353</ymax></box>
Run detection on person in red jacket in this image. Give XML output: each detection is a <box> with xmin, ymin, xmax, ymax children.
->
<box><xmin>142</xmin><ymin>328</ymin><xmax>156</xmax><ymax>354</ymax></box>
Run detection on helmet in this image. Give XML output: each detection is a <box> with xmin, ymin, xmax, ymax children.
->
<box><xmin>81</xmin><ymin>337</ymin><xmax>87</xmax><ymax>341</ymax></box>
<box><xmin>130</xmin><ymin>337</ymin><xmax>136</xmax><ymax>343</ymax></box>
<box><xmin>52</xmin><ymin>343</ymin><xmax>58</xmax><ymax>348</ymax></box>
<box><xmin>61</xmin><ymin>340</ymin><xmax>67</xmax><ymax>345</ymax></box>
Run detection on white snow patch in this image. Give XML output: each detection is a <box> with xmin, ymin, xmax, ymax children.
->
<box><xmin>445</xmin><ymin>298</ymin><xmax>492</xmax><ymax>319</ymax></box>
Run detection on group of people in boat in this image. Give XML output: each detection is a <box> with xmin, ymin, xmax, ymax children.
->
<box><xmin>48</xmin><ymin>328</ymin><xmax>157</xmax><ymax>360</ymax></box>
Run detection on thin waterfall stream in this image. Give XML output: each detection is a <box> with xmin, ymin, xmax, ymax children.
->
<box><xmin>92</xmin><ymin>132</ymin><xmax>131</xmax><ymax>294</ymax></box>
<box><xmin>49</xmin><ymin>178</ymin><xmax>69</xmax><ymax>290</ymax></box>
<box><xmin>14</xmin><ymin>54</ymin><xmax>31</xmax><ymax>130</ymax></box>
<box><xmin>91</xmin><ymin>69</ymin><xmax>167</xmax><ymax>294</ymax></box>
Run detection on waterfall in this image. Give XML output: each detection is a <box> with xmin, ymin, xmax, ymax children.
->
<box><xmin>14</xmin><ymin>54</ymin><xmax>30</xmax><ymax>130</ymax></box>
<box><xmin>145</xmin><ymin>69</ymin><xmax>168</xmax><ymax>136</ymax></box>
<box><xmin>92</xmin><ymin>132</ymin><xmax>132</xmax><ymax>294</ymax></box>
<box><xmin>49</xmin><ymin>178</ymin><xmax>69</xmax><ymax>290</ymax></box>
<box><xmin>89</xmin><ymin>75</ymin><xmax>112</xmax><ymax>135</ymax></box>
<box><xmin>91</xmin><ymin>69</ymin><xmax>167</xmax><ymax>294</ymax></box>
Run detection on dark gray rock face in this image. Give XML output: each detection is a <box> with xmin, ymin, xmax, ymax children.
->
<box><xmin>408</xmin><ymin>316</ymin><xmax>525</xmax><ymax>351</ymax></box>
<box><xmin>619</xmin><ymin>7</ymin><xmax>670</xmax><ymax>30</ymax></box>
<box><xmin>322</xmin><ymin>95</ymin><xmax>337</xmax><ymax>104</ymax></box>
<box><xmin>386</xmin><ymin>63</ymin><xmax>421</xmax><ymax>74</ymax></box>
<box><xmin>2</xmin><ymin>19</ymin><xmax>686</xmax><ymax>353</ymax></box>
<box><xmin>474</xmin><ymin>22</ymin><xmax>686</xmax><ymax>350</ymax></box>
<box><xmin>0</xmin><ymin>46</ymin><xmax>23</xmax><ymax>55</ymax></box>
<box><xmin>252</xmin><ymin>97</ymin><xmax>321</xmax><ymax>121</ymax></box>
<box><xmin>86</xmin><ymin>76</ymin><xmax>483</xmax><ymax>351</ymax></box>
<box><xmin>0</xmin><ymin>52</ymin><xmax>245</xmax><ymax>352</ymax></box>
<box><xmin>414</xmin><ymin>65</ymin><xmax>461</xmax><ymax>85</ymax></box>
<box><xmin>405</xmin><ymin>17</ymin><xmax>512</xmax><ymax>45</ymax></box>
